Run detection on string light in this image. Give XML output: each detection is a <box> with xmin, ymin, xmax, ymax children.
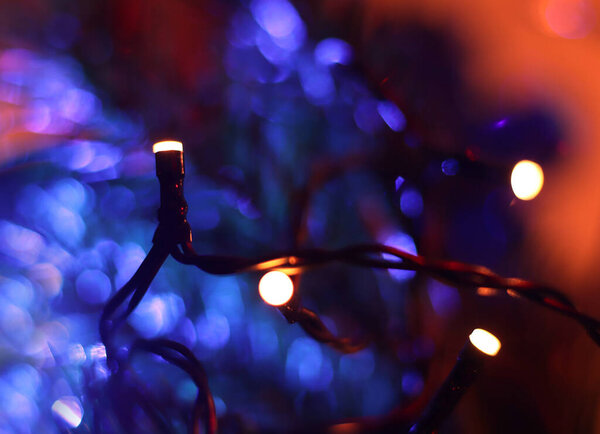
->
<box><xmin>152</xmin><ymin>140</ymin><xmax>190</xmax><ymax>245</ymax></box>
<box><xmin>100</xmin><ymin>142</ymin><xmax>599</xmax><ymax>433</ymax></box>
<box><xmin>409</xmin><ymin>328</ymin><xmax>501</xmax><ymax>433</ymax></box>
<box><xmin>258</xmin><ymin>271</ymin><xmax>294</xmax><ymax>306</ymax></box>
<box><xmin>152</xmin><ymin>140</ymin><xmax>183</xmax><ymax>153</ymax></box>
<box><xmin>469</xmin><ymin>328</ymin><xmax>501</xmax><ymax>356</ymax></box>
<box><xmin>511</xmin><ymin>160</ymin><xmax>544</xmax><ymax>200</ymax></box>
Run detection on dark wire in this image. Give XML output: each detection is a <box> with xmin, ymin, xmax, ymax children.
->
<box><xmin>100</xmin><ymin>245</ymin><xmax>169</xmax><ymax>366</ymax></box>
<box><xmin>99</xmin><ymin>246</ymin><xmax>218</xmax><ymax>433</ymax></box>
<box><xmin>172</xmin><ymin>241</ymin><xmax>600</xmax><ymax>347</ymax></box>
<box><xmin>284</xmin><ymin>306</ymin><xmax>368</xmax><ymax>353</ymax></box>
<box><xmin>130</xmin><ymin>339</ymin><xmax>217</xmax><ymax>434</ymax></box>
<box><xmin>99</xmin><ymin>221</ymin><xmax>600</xmax><ymax>433</ymax></box>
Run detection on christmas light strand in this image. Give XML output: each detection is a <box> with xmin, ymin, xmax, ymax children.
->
<box><xmin>172</xmin><ymin>241</ymin><xmax>600</xmax><ymax>347</ymax></box>
<box><xmin>99</xmin><ymin>142</ymin><xmax>600</xmax><ymax>433</ymax></box>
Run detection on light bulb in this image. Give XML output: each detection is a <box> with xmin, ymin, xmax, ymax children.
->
<box><xmin>153</xmin><ymin>140</ymin><xmax>183</xmax><ymax>153</ymax></box>
<box><xmin>511</xmin><ymin>160</ymin><xmax>544</xmax><ymax>200</ymax></box>
<box><xmin>410</xmin><ymin>327</ymin><xmax>502</xmax><ymax>433</ymax></box>
<box><xmin>469</xmin><ymin>328</ymin><xmax>501</xmax><ymax>356</ymax></box>
<box><xmin>258</xmin><ymin>271</ymin><xmax>294</xmax><ymax>306</ymax></box>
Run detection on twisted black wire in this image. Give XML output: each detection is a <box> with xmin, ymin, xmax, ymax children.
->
<box><xmin>98</xmin><ymin>205</ymin><xmax>600</xmax><ymax>433</ymax></box>
<box><xmin>172</xmin><ymin>241</ymin><xmax>600</xmax><ymax>348</ymax></box>
<box><xmin>130</xmin><ymin>338</ymin><xmax>217</xmax><ymax>434</ymax></box>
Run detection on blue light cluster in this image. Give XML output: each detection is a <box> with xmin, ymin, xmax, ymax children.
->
<box><xmin>0</xmin><ymin>0</ymin><xmax>429</xmax><ymax>430</ymax></box>
<box><xmin>0</xmin><ymin>46</ymin><xmax>149</xmax><ymax>431</ymax></box>
<box><xmin>212</xmin><ymin>0</ymin><xmax>424</xmax><ymax>424</ymax></box>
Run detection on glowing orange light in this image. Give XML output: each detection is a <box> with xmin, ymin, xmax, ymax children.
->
<box><xmin>469</xmin><ymin>328</ymin><xmax>501</xmax><ymax>356</ymax></box>
<box><xmin>544</xmin><ymin>0</ymin><xmax>595</xmax><ymax>39</ymax></box>
<box><xmin>477</xmin><ymin>287</ymin><xmax>498</xmax><ymax>297</ymax></box>
<box><xmin>328</xmin><ymin>422</ymin><xmax>360</xmax><ymax>433</ymax></box>
<box><xmin>506</xmin><ymin>289</ymin><xmax>520</xmax><ymax>298</ymax></box>
<box><xmin>511</xmin><ymin>160</ymin><xmax>544</xmax><ymax>200</ymax></box>
<box><xmin>153</xmin><ymin>140</ymin><xmax>183</xmax><ymax>153</ymax></box>
<box><xmin>258</xmin><ymin>271</ymin><xmax>294</xmax><ymax>306</ymax></box>
<box><xmin>253</xmin><ymin>257</ymin><xmax>290</xmax><ymax>271</ymax></box>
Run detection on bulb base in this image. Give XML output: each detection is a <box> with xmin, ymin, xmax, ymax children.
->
<box><xmin>153</xmin><ymin>148</ymin><xmax>191</xmax><ymax>245</ymax></box>
<box><xmin>409</xmin><ymin>335</ymin><xmax>497</xmax><ymax>434</ymax></box>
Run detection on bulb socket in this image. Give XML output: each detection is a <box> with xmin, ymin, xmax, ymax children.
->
<box><xmin>409</xmin><ymin>331</ymin><xmax>500</xmax><ymax>434</ymax></box>
<box><xmin>153</xmin><ymin>147</ymin><xmax>191</xmax><ymax>245</ymax></box>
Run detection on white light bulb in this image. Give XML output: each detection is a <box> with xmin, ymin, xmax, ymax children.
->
<box><xmin>511</xmin><ymin>160</ymin><xmax>544</xmax><ymax>200</ymax></box>
<box><xmin>258</xmin><ymin>271</ymin><xmax>294</xmax><ymax>306</ymax></box>
<box><xmin>153</xmin><ymin>140</ymin><xmax>183</xmax><ymax>153</ymax></box>
<box><xmin>469</xmin><ymin>328</ymin><xmax>501</xmax><ymax>356</ymax></box>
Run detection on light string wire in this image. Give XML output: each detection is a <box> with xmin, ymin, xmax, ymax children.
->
<box><xmin>99</xmin><ymin>148</ymin><xmax>600</xmax><ymax>433</ymax></box>
<box><xmin>173</xmin><ymin>241</ymin><xmax>600</xmax><ymax>347</ymax></box>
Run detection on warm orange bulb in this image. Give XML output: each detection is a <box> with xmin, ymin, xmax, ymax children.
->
<box><xmin>477</xmin><ymin>287</ymin><xmax>498</xmax><ymax>297</ymax></box>
<box><xmin>469</xmin><ymin>328</ymin><xmax>501</xmax><ymax>356</ymax></box>
<box><xmin>258</xmin><ymin>271</ymin><xmax>294</xmax><ymax>306</ymax></box>
<box><xmin>153</xmin><ymin>140</ymin><xmax>183</xmax><ymax>153</ymax></box>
